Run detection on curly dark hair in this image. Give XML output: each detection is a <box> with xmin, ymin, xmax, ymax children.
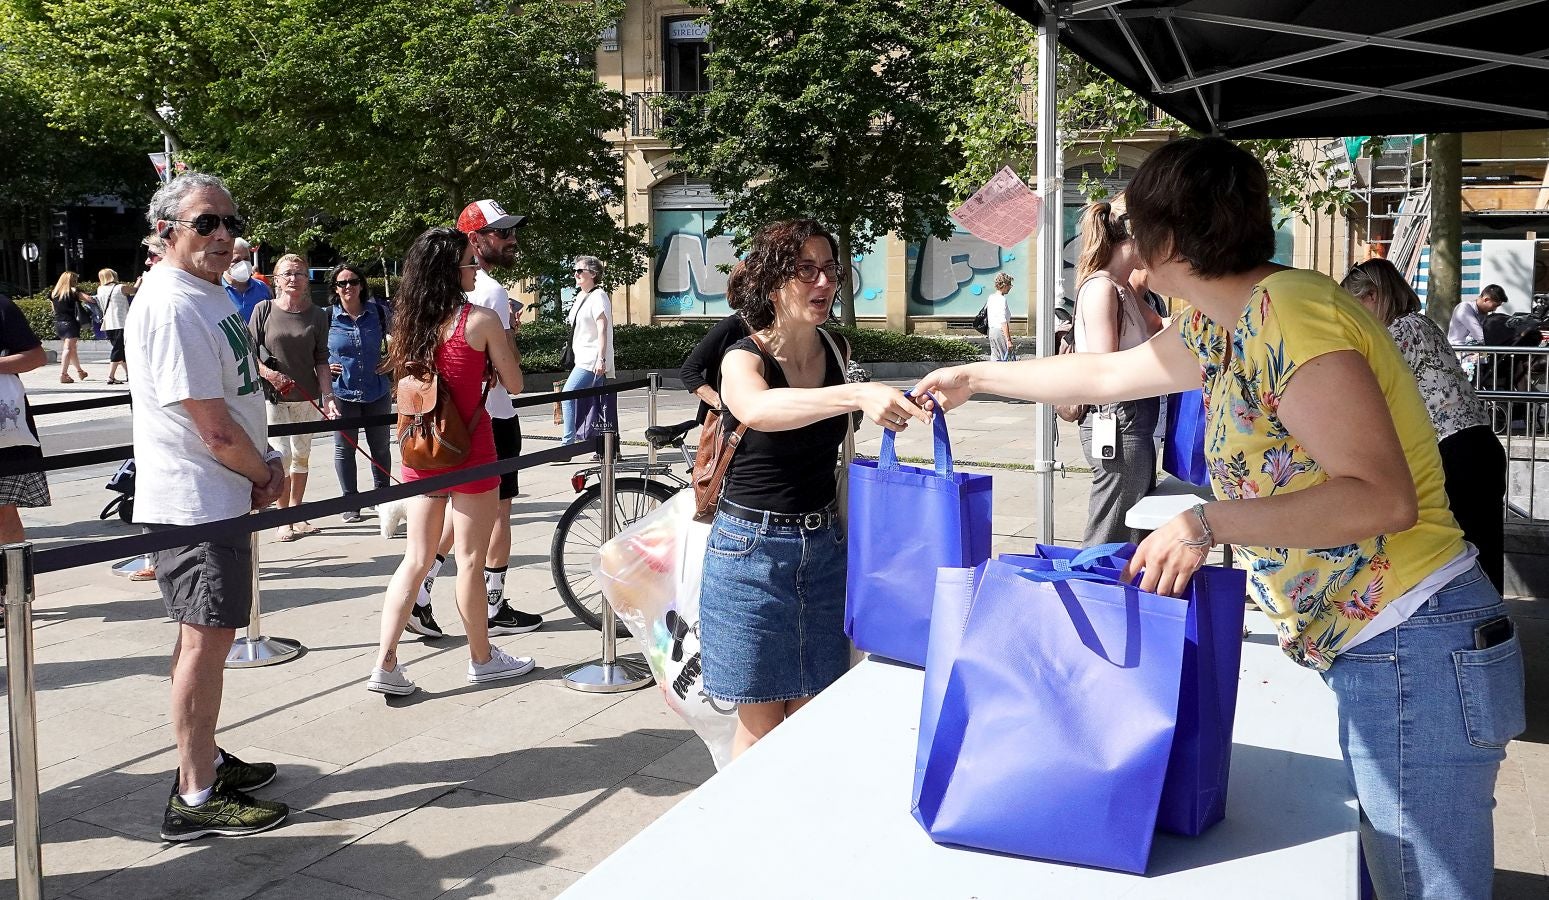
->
<box><xmin>1125</xmin><ymin>137</ymin><xmax>1276</xmax><ymax>279</ymax></box>
<box><xmin>727</xmin><ymin>218</ymin><xmax>839</xmax><ymax>330</ymax></box>
<box><xmin>382</xmin><ymin>227</ymin><xmax>468</xmax><ymax>378</ymax></box>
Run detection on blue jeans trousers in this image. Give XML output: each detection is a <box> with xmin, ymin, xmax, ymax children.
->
<box><xmin>560</xmin><ymin>367</ymin><xmax>605</xmax><ymax>445</ymax></box>
<box><xmin>1322</xmin><ymin>564</ymin><xmax>1526</xmax><ymax>899</ymax></box>
<box><xmin>332</xmin><ymin>394</ymin><xmax>393</xmax><ymax>502</ymax></box>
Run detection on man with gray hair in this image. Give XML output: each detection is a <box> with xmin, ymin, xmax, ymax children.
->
<box><xmin>127</xmin><ymin>172</ymin><xmax>289</xmax><ymax>840</ymax></box>
<box><xmin>222</xmin><ymin>236</ymin><xmax>271</xmax><ymax>323</ymax></box>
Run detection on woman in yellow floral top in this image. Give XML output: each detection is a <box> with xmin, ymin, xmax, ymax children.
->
<box><xmin>916</xmin><ymin>137</ymin><xmax>1525</xmax><ymax>899</ymax></box>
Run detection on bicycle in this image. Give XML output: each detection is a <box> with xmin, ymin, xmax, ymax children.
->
<box><xmin>550</xmin><ymin>419</ymin><xmax>699</xmax><ymax>633</ymax></box>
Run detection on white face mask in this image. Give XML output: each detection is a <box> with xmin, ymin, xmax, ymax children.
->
<box><xmin>228</xmin><ymin>260</ymin><xmax>253</xmax><ymax>283</ymax></box>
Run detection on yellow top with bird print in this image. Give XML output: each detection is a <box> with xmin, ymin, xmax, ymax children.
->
<box><xmin>1176</xmin><ymin>269</ymin><xmax>1464</xmax><ymax>671</ymax></box>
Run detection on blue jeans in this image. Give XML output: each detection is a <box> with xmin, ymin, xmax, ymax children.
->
<box><xmin>1322</xmin><ymin>564</ymin><xmax>1526</xmax><ymax>899</ymax></box>
<box><xmin>560</xmin><ymin>367</ymin><xmax>605</xmax><ymax>445</ymax></box>
<box><xmin>332</xmin><ymin>394</ymin><xmax>393</xmax><ymax>503</ymax></box>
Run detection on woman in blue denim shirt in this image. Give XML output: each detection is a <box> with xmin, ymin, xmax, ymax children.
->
<box><xmin>326</xmin><ymin>263</ymin><xmax>393</xmax><ymax>522</ymax></box>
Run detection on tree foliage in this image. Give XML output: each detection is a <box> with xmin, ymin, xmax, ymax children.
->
<box><xmin>4</xmin><ymin>0</ymin><xmax>649</xmax><ymax>300</ymax></box>
<box><xmin>659</xmin><ymin>0</ymin><xmax>977</xmax><ymax>326</ymax></box>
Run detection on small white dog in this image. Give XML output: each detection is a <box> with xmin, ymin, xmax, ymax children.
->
<box><xmin>377</xmin><ymin>497</ymin><xmax>410</xmax><ymax>539</ymax></box>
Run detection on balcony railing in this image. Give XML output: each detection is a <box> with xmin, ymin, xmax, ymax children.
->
<box><xmin>629</xmin><ymin>91</ymin><xmax>704</xmax><ymax>138</ymax></box>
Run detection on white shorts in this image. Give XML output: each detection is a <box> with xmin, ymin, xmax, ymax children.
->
<box><xmin>267</xmin><ymin>400</ymin><xmax>322</xmax><ymax>474</ymax></box>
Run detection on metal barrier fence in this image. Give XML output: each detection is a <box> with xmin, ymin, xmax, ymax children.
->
<box><xmin>1455</xmin><ymin>344</ymin><xmax>1549</xmax><ymax>524</ymax></box>
<box><xmin>3</xmin><ymin>378</ymin><xmax>655</xmax><ymax>898</ymax></box>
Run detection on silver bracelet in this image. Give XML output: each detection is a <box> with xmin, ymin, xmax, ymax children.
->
<box><xmin>1177</xmin><ymin>503</ymin><xmax>1215</xmax><ymax>556</ymax></box>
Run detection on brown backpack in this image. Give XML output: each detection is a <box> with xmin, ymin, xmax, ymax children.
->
<box><xmin>691</xmin><ymin>332</ymin><xmax>772</xmax><ymax>522</ymax></box>
<box><xmin>1054</xmin><ymin>274</ymin><xmax>1126</xmax><ymax>425</ymax></box>
<box><xmin>396</xmin><ymin>372</ymin><xmax>489</xmax><ymax>471</ymax></box>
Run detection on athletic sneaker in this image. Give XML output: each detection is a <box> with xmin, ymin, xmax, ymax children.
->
<box><xmin>405</xmin><ymin>603</ymin><xmax>444</xmax><ymax>639</ymax></box>
<box><xmin>216</xmin><ymin>747</ymin><xmax>276</xmax><ymax>791</ymax></box>
<box><xmin>367</xmin><ymin>663</ymin><xmax>417</xmax><ymax>695</ymax></box>
<box><xmin>160</xmin><ymin>777</ymin><xmax>289</xmax><ymax>841</ymax></box>
<box><xmin>468</xmin><ymin>646</ymin><xmax>535</xmax><ymax>683</ymax></box>
<box><xmin>340</xmin><ymin>510</ymin><xmax>364</xmax><ymax>524</ymax></box>
<box><xmin>487</xmin><ymin>600</ymin><xmax>542</xmax><ymax>635</ymax></box>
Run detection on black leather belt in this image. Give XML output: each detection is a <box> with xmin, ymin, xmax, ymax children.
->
<box><xmin>717</xmin><ymin>499</ymin><xmax>841</xmax><ymax>531</ymax></box>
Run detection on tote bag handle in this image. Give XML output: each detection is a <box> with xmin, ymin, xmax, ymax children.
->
<box><xmin>879</xmin><ymin>391</ymin><xmax>954</xmax><ymax>477</ymax></box>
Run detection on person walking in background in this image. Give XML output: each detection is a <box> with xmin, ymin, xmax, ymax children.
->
<box><xmin>49</xmin><ymin>271</ymin><xmax>92</xmax><ymax>383</ymax></box>
<box><xmin>97</xmin><ymin>268</ymin><xmax>132</xmax><ymax>384</ymax></box>
<box><xmin>1071</xmin><ymin>200</ymin><xmax>1165</xmax><ymax>546</ymax></box>
<box><xmin>1341</xmin><ymin>258</ymin><xmax>1507</xmax><ymax>592</ymax></box>
<box><xmin>127</xmin><ymin>172</ymin><xmax>288</xmax><ymax>840</ymax></box>
<box><xmin>1448</xmin><ymin>283</ymin><xmax>1507</xmax><ymax>346</ymax></box>
<box><xmin>915</xmin><ymin>137</ymin><xmax>1524</xmax><ymax>898</ymax></box>
<box><xmin>368</xmin><ymin>227</ymin><xmax>534</xmax><ymax>696</ymax></box>
<box><xmin>0</xmin><ymin>290</ymin><xmax>52</xmax><ymax>628</ymax></box>
<box><xmin>326</xmin><ymin>263</ymin><xmax>393</xmax><ymax>524</ymax></box>
<box><xmin>223</xmin><ymin>238</ymin><xmax>271</xmax><ymax>323</ymax></box>
<box><xmin>250</xmin><ymin>254</ymin><xmax>336</xmax><ymax>542</ymax></box>
<box><xmin>987</xmin><ymin>273</ymin><xmax>1015</xmax><ymax>361</ymax></box>
<box><xmin>700</xmin><ymin>218</ymin><xmax>925</xmax><ymax>758</ymax></box>
<box><xmin>560</xmin><ymin>256</ymin><xmax>613</xmax><ymax>446</ymax></box>
<box><xmin>407</xmin><ymin>201</ymin><xmax>543</xmax><ymax>640</ymax></box>
<box><xmin>680</xmin><ymin>281</ymin><xmax>751</xmax><ymax>424</ymax></box>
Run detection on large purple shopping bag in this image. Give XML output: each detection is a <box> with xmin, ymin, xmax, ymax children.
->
<box><xmin>845</xmin><ymin>407</ymin><xmax>992</xmax><ymax>666</ymax></box>
<box><xmin>1003</xmin><ymin>542</ymin><xmax>1248</xmax><ymax>836</ymax></box>
<box><xmin>912</xmin><ymin>559</ymin><xmax>1189</xmax><ymax>873</ymax></box>
<box><xmin>1163</xmin><ymin>389</ymin><xmax>1210</xmax><ymax>486</ymax></box>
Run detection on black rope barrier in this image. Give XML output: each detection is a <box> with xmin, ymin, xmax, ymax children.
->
<box><xmin>32</xmin><ymin>437</ymin><xmax>602</xmax><ymax>575</ymax></box>
<box><xmin>1</xmin><ymin>379</ymin><xmax>652</xmax><ymax>476</ymax></box>
<box><xmin>30</xmin><ymin>395</ymin><xmax>133</xmax><ymax>416</ymax></box>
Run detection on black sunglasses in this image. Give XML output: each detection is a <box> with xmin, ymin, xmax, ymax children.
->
<box><xmin>333</xmin><ymin>278</ymin><xmax>363</xmax><ymax>288</ymax></box>
<box><xmin>167</xmin><ymin>214</ymin><xmax>246</xmax><ymax>237</ymax></box>
<box><xmin>479</xmin><ymin>226</ymin><xmax>521</xmax><ymax>240</ymax></box>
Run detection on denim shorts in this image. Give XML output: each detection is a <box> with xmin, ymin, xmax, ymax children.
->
<box><xmin>1322</xmin><ymin>563</ymin><xmax>1526</xmax><ymax>899</ymax></box>
<box><xmin>698</xmin><ymin>506</ymin><xmax>849</xmax><ymax>704</ymax></box>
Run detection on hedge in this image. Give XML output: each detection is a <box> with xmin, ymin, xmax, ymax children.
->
<box><xmin>515</xmin><ymin>321</ymin><xmax>978</xmax><ymax>372</ymax></box>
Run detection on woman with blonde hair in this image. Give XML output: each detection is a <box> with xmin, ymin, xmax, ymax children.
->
<box><xmin>49</xmin><ymin>271</ymin><xmax>92</xmax><ymax>383</ymax></box>
<box><xmin>1341</xmin><ymin>257</ymin><xmax>1506</xmax><ymax>590</ymax></box>
<box><xmin>97</xmin><ymin>268</ymin><xmax>132</xmax><ymax>384</ymax></box>
<box><xmin>1070</xmin><ymin>199</ymin><xmax>1164</xmax><ymax>546</ymax></box>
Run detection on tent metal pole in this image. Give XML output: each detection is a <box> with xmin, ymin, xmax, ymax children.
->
<box><xmin>1035</xmin><ymin>7</ymin><xmax>1061</xmax><ymax>545</ymax></box>
<box><xmin>1248</xmin><ymin>73</ymin><xmax>1547</xmax><ymax>121</ymax></box>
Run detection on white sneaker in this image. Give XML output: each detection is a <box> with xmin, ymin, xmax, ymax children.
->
<box><xmin>468</xmin><ymin>646</ymin><xmax>535</xmax><ymax>684</ymax></box>
<box><xmin>368</xmin><ymin>664</ymin><xmax>416</xmax><ymax>695</ymax></box>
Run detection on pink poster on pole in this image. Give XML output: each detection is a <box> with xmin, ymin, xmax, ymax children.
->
<box><xmin>950</xmin><ymin>166</ymin><xmax>1042</xmax><ymax>249</ymax></box>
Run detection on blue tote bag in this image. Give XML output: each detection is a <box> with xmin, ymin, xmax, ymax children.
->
<box><xmin>845</xmin><ymin>407</ymin><xmax>992</xmax><ymax>666</ymax></box>
<box><xmin>1163</xmin><ymin>389</ymin><xmax>1210</xmax><ymax>486</ymax></box>
<box><xmin>1003</xmin><ymin>543</ymin><xmax>1248</xmax><ymax>836</ymax></box>
<box><xmin>913</xmin><ymin>558</ymin><xmax>1189</xmax><ymax>873</ymax></box>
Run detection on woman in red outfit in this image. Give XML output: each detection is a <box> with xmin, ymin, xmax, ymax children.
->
<box><xmin>368</xmin><ymin>227</ymin><xmax>533</xmax><ymax>696</ymax></box>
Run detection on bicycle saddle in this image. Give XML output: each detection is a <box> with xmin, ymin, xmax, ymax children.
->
<box><xmin>645</xmin><ymin>419</ymin><xmax>698</xmax><ymax>450</ymax></box>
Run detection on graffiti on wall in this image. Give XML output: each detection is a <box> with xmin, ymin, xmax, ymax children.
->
<box><xmin>906</xmin><ymin>227</ymin><xmax>1031</xmax><ymax>317</ymax></box>
<box><xmin>653</xmin><ymin>209</ymin><xmax>889</xmax><ymax>317</ymax></box>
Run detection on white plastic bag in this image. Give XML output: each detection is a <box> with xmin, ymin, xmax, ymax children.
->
<box><xmin>594</xmin><ymin>491</ymin><xmax>736</xmax><ymax>769</ymax></box>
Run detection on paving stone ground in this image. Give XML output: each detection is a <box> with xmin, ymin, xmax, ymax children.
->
<box><xmin>1</xmin><ymin>343</ymin><xmax>1543</xmax><ymax>898</ymax></box>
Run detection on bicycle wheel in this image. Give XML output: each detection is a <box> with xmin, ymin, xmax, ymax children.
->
<box><xmin>551</xmin><ymin>477</ymin><xmax>678</xmax><ymax>634</ymax></box>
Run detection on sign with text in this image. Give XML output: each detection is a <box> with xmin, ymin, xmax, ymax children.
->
<box><xmin>951</xmin><ymin>166</ymin><xmax>1041</xmax><ymax>249</ymax></box>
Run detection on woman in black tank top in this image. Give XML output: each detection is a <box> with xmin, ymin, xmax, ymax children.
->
<box><xmin>698</xmin><ymin>219</ymin><xmax>925</xmax><ymax>760</ymax></box>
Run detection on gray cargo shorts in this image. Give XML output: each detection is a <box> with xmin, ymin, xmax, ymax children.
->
<box><xmin>144</xmin><ymin>524</ymin><xmax>253</xmax><ymax>629</ymax></box>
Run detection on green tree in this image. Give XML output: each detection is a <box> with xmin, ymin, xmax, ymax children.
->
<box><xmin>944</xmin><ymin>1</ymin><xmax>1352</xmax><ymax>220</ymax></box>
<box><xmin>659</xmin><ymin>0</ymin><xmax>977</xmax><ymax>327</ymax></box>
<box><xmin>5</xmin><ymin>0</ymin><xmax>648</xmax><ymax>302</ymax></box>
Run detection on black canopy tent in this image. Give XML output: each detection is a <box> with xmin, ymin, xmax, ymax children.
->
<box><xmin>990</xmin><ymin>0</ymin><xmax>1549</xmax><ymax>541</ymax></box>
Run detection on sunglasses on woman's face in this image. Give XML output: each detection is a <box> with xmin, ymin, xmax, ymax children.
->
<box><xmin>167</xmin><ymin>214</ymin><xmax>246</xmax><ymax>237</ymax></box>
<box><xmin>574</xmin><ymin>269</ymin><xmax>592</xmax><ymax>275</ymax></box>
<box><xmin>334</xmin><ymin>278</ymin><xmax>362</xmax><ymax>288</ymax></box>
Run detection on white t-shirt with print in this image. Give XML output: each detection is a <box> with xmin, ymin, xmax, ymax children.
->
<box><xmin>465</xmin><ymin>268</ymin><xmax>515</xmax><ymax>419</ymax></box>
<box><xmin>126</xmin><ymin>264</ymin><xmax>268</xmax><ymax>525</ymax></box>
<box><xmin>568</xmin><ymin>288</ymin><xmax>615</xmax><ymax>377</ymax></box>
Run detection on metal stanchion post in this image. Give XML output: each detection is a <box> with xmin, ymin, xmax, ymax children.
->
<box><xmin>226</xmin><ymin>518</ymin><xmax>302</xmax><ymax>668</ymax></box>
<box><xmin>646</xmin><ymin>371</ymin><xmax>661</xmax><ymax>467</ymax></box>
<box><xmin>4</xmin><ymin>543</ymin><xmax>44</xmax><ymax>900</ymax></box>
<box><xmin>564</xmin><ymin>430</ymin><xmax>653</xmax><ymax>693</ymax></box>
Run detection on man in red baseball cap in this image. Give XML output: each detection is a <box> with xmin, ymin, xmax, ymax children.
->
<box><xmin>406</xmin><ymin>199</ymin><xmax>543</xmax><ymax>641</ymax></box>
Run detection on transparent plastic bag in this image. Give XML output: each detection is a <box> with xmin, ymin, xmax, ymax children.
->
<box><xmin>594</xmin><ymin>491</ymin><xmax>736</xmax><ymax>769</ymax></box>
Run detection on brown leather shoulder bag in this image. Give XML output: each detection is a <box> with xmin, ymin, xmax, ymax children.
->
<box><xmin>691</xmin><ymin>333</ymin><xmax>769</xmax><ymax>523</ymax></box>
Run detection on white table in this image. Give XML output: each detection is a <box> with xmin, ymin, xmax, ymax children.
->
<box><xmin>1127</xmin><ymin>475</ymin><xmax>1234</xmax><ymax>566</ymax></box>
<box><xmin>561</xmin><ymin>612</ymin><xmax>1359</xmax><ymax>899</ymax></box>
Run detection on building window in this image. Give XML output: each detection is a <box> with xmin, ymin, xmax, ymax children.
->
<box><xmin>663</xmin><ymin>16</ymin><xmax>711</xmax><ymax>93</ymax></box>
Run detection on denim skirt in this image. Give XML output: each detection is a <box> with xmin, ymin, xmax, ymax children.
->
<box><xmin>699</xmin><ymin>506</ymin><xmax>849</xmax><ymax>704</ymax></box>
